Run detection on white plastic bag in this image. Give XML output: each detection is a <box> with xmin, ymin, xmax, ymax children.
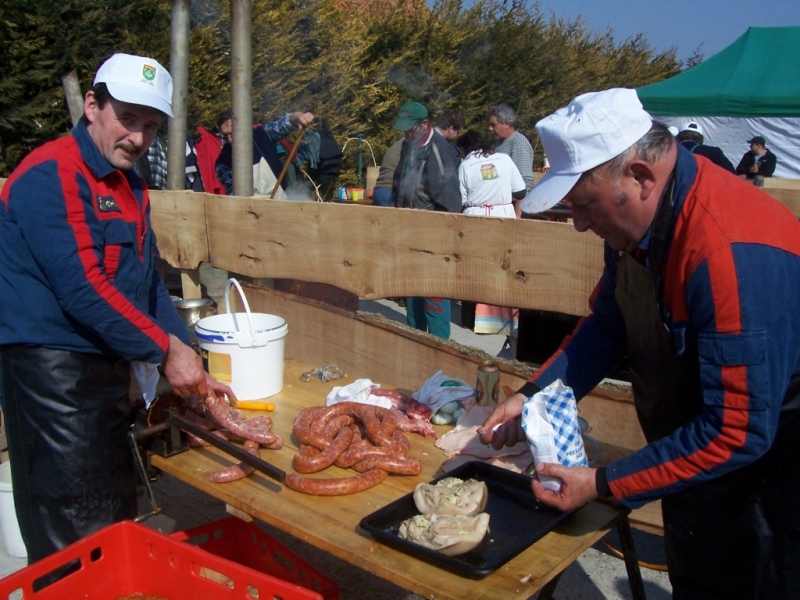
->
<box><xmin>412</xmin><ymin>370</ymin><xmax>474</xmax><ymax>424</ymax></box>
<box><xmin>521</xmin><ymin>379</ymin><xmax>588</xmax><ymax>492</ymax></box>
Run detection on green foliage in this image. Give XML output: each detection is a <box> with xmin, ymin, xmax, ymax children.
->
<box><xmin>0</xmin><ymin>0</ymin><xmax>170</xmax><ymax>174</ymax></box>
<box><xmin>1</xmin><ymin>0</ymin><xmax>681</xmax><ymax>180</ymax></box>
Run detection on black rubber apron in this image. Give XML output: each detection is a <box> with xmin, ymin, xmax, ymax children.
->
<box><xmin>614</xmin><ymin>182</ymin><xmax>800</xmax><ymax>599</ymax></box>
<box><xmin>0</xmin><ymin>345</ymin><xmax>136</xmax><ymax>564</ymax></box>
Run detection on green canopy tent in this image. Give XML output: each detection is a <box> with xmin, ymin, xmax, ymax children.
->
<box><xmin>637</xmin><ymin>26</ymin><xmax>800</xmax><ymax>178</ymax></box>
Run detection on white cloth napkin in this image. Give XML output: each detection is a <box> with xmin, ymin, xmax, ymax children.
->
<box><xmin>325</xmin><ymin>379</ymin><xmax>391</xmax><ymax>408</ymax></box>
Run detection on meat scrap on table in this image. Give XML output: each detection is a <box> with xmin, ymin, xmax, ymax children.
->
<box><xmin>435</xmin><ymin>404</ymin><xmax>532</xmax><ymax>473</ymax></box>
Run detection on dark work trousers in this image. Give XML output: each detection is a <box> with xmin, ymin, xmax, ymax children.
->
<box><xmin>0</xmin><ymin>345</ymin><xmax>136</xmax><ymax>564</ymax></box>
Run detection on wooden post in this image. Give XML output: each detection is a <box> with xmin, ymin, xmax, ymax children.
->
<box><xmin>61</xmin><ymin>70</ymin><xmax>83</xmax><ymax>127</ymax></box>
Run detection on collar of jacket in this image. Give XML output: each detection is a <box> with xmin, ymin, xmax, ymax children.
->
<box><xmin>415</xmin><ymin>124</ymin><xmax>434</xmax><ymax>148</ymax></box>
<box><xmin>72</xmin><ymin>120</ymin><xmax>124</xmax><ymax>180</ymax></box>
<box><xmin>636</xmin><ymin>143</ymin><xmax>698</xmax><ymax>259</ymax></box>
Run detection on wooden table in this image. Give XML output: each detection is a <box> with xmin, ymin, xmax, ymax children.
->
<box><xmin>150</xmin><ymin>359</ymin><xmax>644</xmax><ymax>600</ymax></box>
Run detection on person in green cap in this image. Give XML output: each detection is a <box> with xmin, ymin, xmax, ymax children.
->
<box><xmin>391</xmin><ymin>101</ymin><xmax>461</xmax><ymax>339</ymax></box>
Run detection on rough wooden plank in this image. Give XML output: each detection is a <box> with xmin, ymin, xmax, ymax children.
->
<box><xmin>204</xmin><ymin>196</ymin><xmax>604</xmax><ymax>315</ymax></box>
<box><xmin>149</xmin><ymin>189</ymin><xmax>209</xmax><ymax>268</ymax></box>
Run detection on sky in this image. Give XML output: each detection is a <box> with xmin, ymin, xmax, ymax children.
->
<box><xmin>539</xmin><ymin>0</ymin><xmax>800</xmax><ymax>62</ymax></box>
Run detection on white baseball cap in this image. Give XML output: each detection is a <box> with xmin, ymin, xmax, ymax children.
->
<box><xmin>520</xmin><ymin>88</ymin><xmax>652</xmax><ymax>214</ymax></box>
<box><xmin>679</xmin><ymin>121</ymin><xmax>704</xmax><ymax>136</ymax></box>
<box><xmin>94</xmin><ymin>53</ymin><xmax>174</xmax><ymax>118</ymax></box>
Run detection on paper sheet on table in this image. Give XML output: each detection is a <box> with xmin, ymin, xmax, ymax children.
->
<box><xmin>325</xmin><ymin>378</ymin><xmax>391</xmax><ymax>408</ymax></box>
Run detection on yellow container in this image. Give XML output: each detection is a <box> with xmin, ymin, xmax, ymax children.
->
<box><xmin>346</xmin><ymin>187</ymin><xmax>366</xmax><ymax>202</ymax></box>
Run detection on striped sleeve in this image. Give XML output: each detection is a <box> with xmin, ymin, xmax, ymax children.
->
<box><xmin>606</xmin><ymin>241</ymin><xmax>800</xmax><ymax>507</ymax></box>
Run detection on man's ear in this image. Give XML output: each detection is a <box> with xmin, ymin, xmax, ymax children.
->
<box><xmin>627</xmin><ymin>159</ymin><xmax>657</xmax><ymax>200</ymax></box>
<box><xmin>83</xmin><ymin>91</ymin><xmax>98</xmax><ymax>125</ymax></box>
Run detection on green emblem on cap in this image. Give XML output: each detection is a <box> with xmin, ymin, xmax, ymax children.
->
<box><xmin>142</xmin><ymin>64</ymin><xmax>156</xmax><ymax>81</ymax></box>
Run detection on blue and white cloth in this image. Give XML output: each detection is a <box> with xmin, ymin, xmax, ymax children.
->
<box><xmin>522</xmin><ymin>379</ymin><xmax>588</xmax><ymax>468</ymax></box>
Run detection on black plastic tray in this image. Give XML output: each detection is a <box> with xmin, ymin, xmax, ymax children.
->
<box><xmin>359</xmin><ymin>461</ymin><xmax>575</xmax><ymax>578</ymax></box>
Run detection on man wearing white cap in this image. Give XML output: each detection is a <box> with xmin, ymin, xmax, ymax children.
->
<box><xmin>478</xmin><ymin>88</ymin><xmax>800</xmax><ymax>597</ymax></box>
<box><xmin>675</xmin><ymin>120</ymin><xmax>735</xmax><ymax>173</ymax></box>
<box><xmin>0</xmin><ymin>53</ymin><xmax>232</xmax><ymax>562</ymax></box>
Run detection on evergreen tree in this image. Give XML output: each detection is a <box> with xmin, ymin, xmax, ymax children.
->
<box><xmin>1</xmin><ymin>0</ymin><xmax>681</xmax><ymax>179</ymax></box>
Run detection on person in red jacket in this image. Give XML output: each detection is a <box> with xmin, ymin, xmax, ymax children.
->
<box><xmin>478</xmin><ymin>88</ymin><xmax>800</xmax><ymax>598</ymax></box>
<box><xmin>0</xmin><ymin>53</ymin><xmax>231</xmax><ymax>563</ymax></box>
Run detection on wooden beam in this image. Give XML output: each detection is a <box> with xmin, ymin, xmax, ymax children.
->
<box><xmin>149</xmin><ymin>189</ymin><xmax>209</xmax><ymax>269</ymax></box>
<box><xmin>203</xmin><ymin>196</ymin><xmax>604</xmax><ymax>315</ymax></box>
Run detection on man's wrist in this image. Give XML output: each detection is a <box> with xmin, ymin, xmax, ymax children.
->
<box><xmin>595</xmin><ymin>466</ymin><xmax>614</xmax><ymax>499</ymax></box>
<box><xmin>517</xmin><ymin>382</ymin><xmax>541</xmax><ymax>399</ymax></box>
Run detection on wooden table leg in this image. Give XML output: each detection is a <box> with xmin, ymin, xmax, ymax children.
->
<box><xmin>616</xmin><ymin>515</ymin><xmax>647</xmax><ymax>600</ymax></box>
<box><xmin>535</xmin><ymin>572</ymin><xmax>563</xmax><ymax>600</ymax></box>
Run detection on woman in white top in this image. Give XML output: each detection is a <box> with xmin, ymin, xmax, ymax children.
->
<box><xmin>455</xmin><ymin>131</ymin><xmax>526</xmax><ymax>339</ymax></box>
<box><xmin>456</xmin><ymin>131</ymin><xmax>526</xmax><ymax>218</ymax></box>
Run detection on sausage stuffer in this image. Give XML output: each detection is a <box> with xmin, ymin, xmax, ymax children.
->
<box><xmin>129</xmin><ymin>391</ymin><xmax>287</xmax><ymax>524</ymax></box>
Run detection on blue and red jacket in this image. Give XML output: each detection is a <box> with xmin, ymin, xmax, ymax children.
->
<box><xmin>0</xmin><ymin>122</ymin><xmax>190</xmax><ymax>363</ymax></box>
<box><xmin>523</xmin><ymin>147</ymin><xmax>800</xmax><ymax>508</ymax></box>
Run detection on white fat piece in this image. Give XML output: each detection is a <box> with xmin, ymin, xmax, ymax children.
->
<box><xmin>412</xmin><ymin>477</ymin><xmax>488</xmax><ymax>517</ymax></box>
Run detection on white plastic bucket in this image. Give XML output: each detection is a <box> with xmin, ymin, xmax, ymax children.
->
<box><xmin>0</xmin><ymin>461</ymin><xmax>27</xmax><ymax>558</ymax></box>
<box><xmin>195</xmin><ymin>279</ymin><xmax>288</xmax><ymax>400</ymax></box>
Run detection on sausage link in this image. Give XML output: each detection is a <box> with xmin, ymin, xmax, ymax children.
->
<box><xmin>292</xmin><ymin>426</ymin><xmax>354</xmax><ymax>473</ymax></box>
<box><xmin>358</xmin><ymin>406</ymin><xmax>394</xmax><ymax>449</ymax></box>
<box><xmin>284</xmin><ymin>469</ymin><xmax>388</xmax><ymax>496</ymax></box>
<box><xmin>352</xmin><ymin>455</ymin><xmax>421</xmax><ymax>475</ymax></box>
<box><xmin>334</xmin><ymin>443</ymin><xmax>393</xmax><ymax>468</ymax></box>
<box><xmin>209</xmin><ymin>439</ymin><xmax>259</xmax><ymax>483</ymax></box>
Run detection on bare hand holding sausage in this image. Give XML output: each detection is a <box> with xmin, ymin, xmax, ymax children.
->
<box><xmin>163</xmin><ymin>334</ymin><xmax>208</xmax><ymax>397</ymax></box>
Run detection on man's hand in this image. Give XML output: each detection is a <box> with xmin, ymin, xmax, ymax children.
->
<box><xmin>749</xmin><ymin>163</ymin><xmax>759</xmax><ymax>173</ymax></box>
<box><xmin>163</xmin><ymin>334</ymin><xmax>208</xmax><ymax>398</ymax></box>
<box><xmin>206</xmin><ymin>372</ymin><xmax>235</xmax><ymax>403</ymax></box>
<box><xmin>476</xmin><ymin>392</ymin><xmax>527</xmax><ymax>450</ymax></box>
<box><xmin>532</xmin><ymin>463</ymin><xmax>598</xmax><ymax>512</ymax></box>
<box><xmin>289</xmin><ymin>111</ymin><xmax>315</xmax><ymax>130</ymax></box>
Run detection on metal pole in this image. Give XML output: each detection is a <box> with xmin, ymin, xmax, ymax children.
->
<box><xmin>357</xmin><ymin>133</ymin><xmax>363</xmax><ymax>188</ymax></box>
<box><xmin>61</xmin><ymin>70</ymin><xmax>84</xmax><ymax>127</ymax></box>
<box><xmin>231</xmin><ymin>0</ymin><xmax>253</xmax><ymax>197</ymax></box>
<box><xmin>166</xmin><ymin>0</ymin><xmax>191</xmax><ymax>191</ymax></box>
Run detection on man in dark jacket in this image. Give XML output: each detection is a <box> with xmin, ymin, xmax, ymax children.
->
<box><xmin>391</xmin><ymin>102</ymin><xmax>460</xmax><ymax>339</ymax></box>
<box><xmin>736</xmin><ymin>134</ymin><xmax>778</xmax><ymax>180</ymax></box>
<box><xmin>675</xmin><ymin>121</ymin><xmax>735</xmax><ymax>173</ymax></box>
<box><xmin>392</xmin><ymin>102</ymin><xmax>460</xmax><ymax>213</ymax></box>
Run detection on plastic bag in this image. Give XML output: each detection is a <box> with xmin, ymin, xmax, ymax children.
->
<box><xmin>521</xmin><ymin>379</ymin><xmax>588</xmax><ymax>492</ymax></box>
<box><xmin>412</xmin><ymin>371</ymin><xmax>474</xmax><ymax>425</ymax></box>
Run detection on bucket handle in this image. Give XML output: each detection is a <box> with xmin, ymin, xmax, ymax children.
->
<box><xmin>223</xmin><ymin>278</ymin><xmax>258</xmax><ymax>347</ymax></box>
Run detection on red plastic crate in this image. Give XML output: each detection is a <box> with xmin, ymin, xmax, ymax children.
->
<box><xmin>0</xmin><ymin>520</ymin><xmax>322</xmax><ymax>599</ymax></box>
<box><xmin>171</xmin><ymin>517</ymin><xmax>339</xmax><ymax>600</ymax></box>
